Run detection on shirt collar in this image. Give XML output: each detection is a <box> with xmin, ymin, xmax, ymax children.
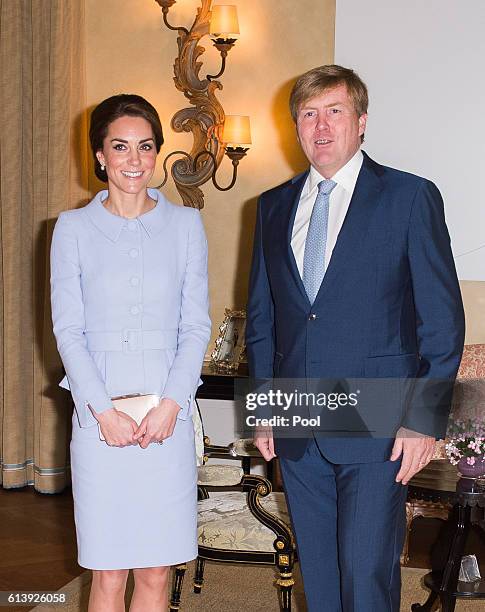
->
<box><xmin>307</xmin><ymin>148</ymin><xmax>364</xmax><ymax>196</ymax></box>
<box><xmin>84</xmin><ymin>188</ymin><xmax>172</xmax><ymax>242</ymax></box>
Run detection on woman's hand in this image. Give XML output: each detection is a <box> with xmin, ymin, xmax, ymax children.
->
<box><xmin>94</xmin><ymin>408</ymin><xmax>138</xmax><ymax>447</ymax></box>
<box><xmin>133</xmin><ymin>398</ymin><xmax>181</xmax><ymax>449</ymax></box>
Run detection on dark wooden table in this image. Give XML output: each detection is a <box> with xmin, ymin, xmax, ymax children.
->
<box><xmin>411</xmin><ymin>475</ymin><xmax>485</xmax><ymax>611</ymax></box>
<box><xmin>197</xmin><ymin>362</ymin><xmax>248</xmax><ymax>401</ymax></box>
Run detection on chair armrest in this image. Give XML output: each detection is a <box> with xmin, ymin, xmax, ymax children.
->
<box><xmin>241</xmin><ymin>474</ymin><xmax>295</xmax><ymax>552</ymax></box>
<box><xmin>203</xmin><ymin>437</ymin><xmax>238</xmax><ymax>460</ymax></box>
<box><xmin>231</xmin><ymin>438</ymin><xmax>262</xmax><ymax>457</ymax></box>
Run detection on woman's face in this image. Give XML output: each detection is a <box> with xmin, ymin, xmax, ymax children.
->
<box><xmin>96</xmin><ymin>115</ymin><xmax>158</xmax><ymax>197</ymax></box>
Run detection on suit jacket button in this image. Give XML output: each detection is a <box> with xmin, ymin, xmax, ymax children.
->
<box><xmin>308</xmin><ymin>313</ymin><xmax>317</xmax><ymax>321</ymax></box>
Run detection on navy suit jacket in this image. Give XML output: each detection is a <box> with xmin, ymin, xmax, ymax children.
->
<box><xmin>246</xmin><ymin>152</ymin><xmax>465</xmax><ymax>463</ymax></box>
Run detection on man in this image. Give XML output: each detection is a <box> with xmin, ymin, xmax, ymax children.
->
<box><xmin>246</xmin><ymin>65</ymin><xmax>465</xmax><ymax>611</ymax></box>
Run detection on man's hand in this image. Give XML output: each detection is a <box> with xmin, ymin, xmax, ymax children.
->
<box><xmin>390</xmin><ymin>427</ymin><xmax>436</xmax><ymax>485</ymax></box>
<box><xmin>133</xmin><ymin>397</ymin><xmax>181</xmax><ymax>449</ymax></box>
<box><xmin>254</xmin><ymin>425</ymin><xmax>277</xmax><ymax>461</ymax></box>
<box><xmin>95</xmin><ymin>408</ymin><xmax>138</xmax><ymax>447</ymax></box>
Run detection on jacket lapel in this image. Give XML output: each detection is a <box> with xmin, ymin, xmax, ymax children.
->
<box><xmin>313</xmin><ymin>152</ymin><xmax>384</xmax><ymax>304</ymax></box>
<box><xmin>281</xmin><ymin>171</ymin><xmax>311</xmax><ymax>305</ymax></box>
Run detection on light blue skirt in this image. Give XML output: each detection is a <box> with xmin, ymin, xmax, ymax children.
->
<box><xmin>70</xmin><ymin>414</ymin><xmax>197</xmax><ymax>570</ymax></box>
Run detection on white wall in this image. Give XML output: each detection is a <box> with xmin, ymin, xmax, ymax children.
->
<box><xmin>335</xmin><ymin>0</ymin><xmax>485</xmax><ymax>281</ymax></box>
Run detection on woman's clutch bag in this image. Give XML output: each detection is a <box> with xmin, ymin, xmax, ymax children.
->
<box><xmin>98</xmin><ymin>394</ymin><xmax>160</xmax><ymax>441</ymax></box>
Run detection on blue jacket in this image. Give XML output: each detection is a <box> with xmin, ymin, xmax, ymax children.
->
<box><xmin>51</xmin><ymin>188</ymin><xmax>211</xmax><ymax>428</ymax></box>
<box><xmin>246</xmin><ymin>152</ymin><xmax>465</xmax><ymax>462</ymax></box>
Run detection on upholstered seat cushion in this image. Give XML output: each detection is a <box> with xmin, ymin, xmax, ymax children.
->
<box><xmin>198</xmin><ymin>491</ymin><xmax>290</xmax><ymax>552</ymax></box>
<box><xmin>198</xmin><ymin>465</ymin><xmax>244</xmax><ymax>487</ymax></box>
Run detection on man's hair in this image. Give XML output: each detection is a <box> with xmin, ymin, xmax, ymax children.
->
<box><xmin>89</xmin><ymin>94</ymin><xmax>163</xmax><ymax>183</ymax></box>
<box><xmin>289</xmin><ymin>64</ymin><xmax>368</xmax><ymax>123</ymax></box>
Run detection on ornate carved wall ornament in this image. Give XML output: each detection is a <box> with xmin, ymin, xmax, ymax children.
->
<box><xmin>155</xmin><ymin>0</ymin><xmax>250</xmax><ymax>208</ymax></box>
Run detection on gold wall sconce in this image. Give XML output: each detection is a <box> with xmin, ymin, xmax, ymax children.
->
<box><xmin>154</xmin><ymin>0</ymin><xmax>251</xmax><ymax>209</ymax></box>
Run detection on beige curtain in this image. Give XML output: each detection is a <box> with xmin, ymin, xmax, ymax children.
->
<box><xmin>0</xmin><ymin>0</ymin><xmax>89</xmax><ymax>492</ymax></box>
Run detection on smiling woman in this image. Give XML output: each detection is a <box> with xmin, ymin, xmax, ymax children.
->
<box><xmin>89</xmin><ymin>94</ymin><xmax>164</xmax><ymax>218</ymax></box>
<box><xmin>50</xmin><ymin>94</ymin><xmax>211</xmax><ymax>611</ymax></box>
<box><xmin>96</xmin><ymin>115</ymin><xmax>158</xmax><ymax>211</ymax></box>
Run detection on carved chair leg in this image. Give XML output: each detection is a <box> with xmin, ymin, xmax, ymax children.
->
<box><xmin>169</xmin><ymin>563</ymin><xmax>187</xmax><ymax>612</ymax></box>
<box><xmin>242</xmin><ymin>456</ymin><xmax>251</xmax><ymax>474</ymax></box>
<box><xmin>439</xmin><ymin>591</ymin><xmax>458</xmax><ymax>612</ymax></box>
<box><xmin>401</xmin><ymin>501</ymin><xmax>415</xmax><ymax>566</ymax></box>
<box><xmin>193</xmin><ymin>556</ymin><xmax>206</xmax><ymax>594</ymax></box>
<box><xmin>277</xmin><ymin>571</ymin><xmax>294</xmax><ymax>612</ymax></box>
<box><xmin>411</xmin><ymin>591</ymin><xmax>439</xmax><ymax>611</ymax></box>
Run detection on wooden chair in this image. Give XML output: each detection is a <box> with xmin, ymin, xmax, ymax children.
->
<box><xmin>169</xmin><ymin>440</ymin><xmax>296</xmax><ymax>611</ymax></box>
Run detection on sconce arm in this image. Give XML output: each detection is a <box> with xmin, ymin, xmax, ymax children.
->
<box><xmin>193</xmin><ymin>149</ymin><xmax>240</xmax><ymax>192</ymax></box>
<box><xmin>158</xmin><ymin>3</ymin><xmax>189</xmax><ymax>35</ymax></box>
<box><xmin>207</xmin><ymin>51</ymin><xmax>227</xmax><ymax>82</ymax></box>
<box><xmin>157</xmin><ymin>150</ymin><xmax>192</xmax><ymax>189</ymax></box>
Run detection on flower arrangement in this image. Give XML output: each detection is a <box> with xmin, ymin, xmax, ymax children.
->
<box><xmin>445</xmin><ymin>417</ymin><xmax>485</xmax><ymax>466</ymax></box>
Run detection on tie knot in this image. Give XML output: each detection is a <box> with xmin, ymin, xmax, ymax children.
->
<box><xmin>318</xmin><ymin>179</ymin><xmax>337</xmax><ymax>197</ymax></box>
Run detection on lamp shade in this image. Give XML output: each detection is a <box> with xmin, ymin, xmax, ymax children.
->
<box><xmin>210</xmin><ymin>5</ymin><xmax>239</xmax><ymax>40</ymax></box>
<box><xmin>222</xmin><ymin>115</ymin><xmax>251</xmax><ymax>147</ymax></box>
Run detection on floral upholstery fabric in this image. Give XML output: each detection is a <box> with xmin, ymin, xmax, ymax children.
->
<box><xmin>193</xmin><ymin>407</ymin><xmax>204</xmax><ymax>466</ymax></box>
<box><xmin>231</xmin><ymin>438</ymin><xmax>261</xmax><ymax>457</ymax></box>
<box><xmin>457</xmin><ymin>344</ymin><xmax>485</xmax><ymax>378</ymax></box>
<box><xmin>450</xmin><ymin>344</ymin><xmax>485</xmax><ymax>423</ymax></box>
<box><xmin>197</xmin><ymin>465</ymin><xmax>244</xmax><ymax>487</ymax></box>
<box><xmin>198</xmin><ymin>491</ymin><xmax>290</xmax><ymax>552</ymax></box>
<box><xmin>433</xmin><ymin>344</ymin><xmax>485</xmax><ymax>459</ymax></box>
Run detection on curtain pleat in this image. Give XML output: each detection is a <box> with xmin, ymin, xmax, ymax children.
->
<box><xmin>0</xmin><ymin>0</ymin><xmax>89</xmax><ymax>493</ymax></box>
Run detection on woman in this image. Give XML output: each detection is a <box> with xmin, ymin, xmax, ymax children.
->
<box><xmin>51</xmin><ymin>94</ymin><xmax>210</xmax><ymax>611</ymax></box>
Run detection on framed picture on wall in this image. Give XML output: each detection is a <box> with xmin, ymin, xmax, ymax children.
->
<box><xmin>210</xmin><ymin>308</ymin><xmax>246</xmax><ymax>373</ymax></box>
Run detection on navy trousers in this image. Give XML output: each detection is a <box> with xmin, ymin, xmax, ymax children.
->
<box><xmin>279</xmin><ymin>437</ymin><xmax>407</xmax><ymax>612</ymax></box>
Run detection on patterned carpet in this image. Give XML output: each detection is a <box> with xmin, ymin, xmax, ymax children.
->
<box><xmin>31</xmin><ymin>562</ymin><xmax>483</xmax><ymax>611</ymax></box>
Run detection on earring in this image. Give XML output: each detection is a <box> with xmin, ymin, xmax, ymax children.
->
<box><xmin>100</xmin><ymin>163</ymin><xmax>105</xmax><ymax>171</ymax></box>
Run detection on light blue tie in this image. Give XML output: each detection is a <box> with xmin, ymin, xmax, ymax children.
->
<box><xmin>302</xmin><ymin>179</ymin><xmax>337</xmax><ymax>304</ymax></box>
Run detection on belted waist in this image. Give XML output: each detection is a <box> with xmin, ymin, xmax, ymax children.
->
<box><xmin>85</xmin><ymin>329</ymin><xmax>178</xmax><ymax>352</ymax></box>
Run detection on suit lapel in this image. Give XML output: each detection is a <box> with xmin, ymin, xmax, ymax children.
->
<box><xmin>313</xmin><ymin>153</ymin><xmax>384</xmax><ymax>303</ymax></box>
<box><xmin>281</xmin><ymin>171</ymin><xmax>311</xmax><ymax>305</ymax></box>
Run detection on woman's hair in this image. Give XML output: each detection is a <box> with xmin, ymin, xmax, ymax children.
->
<box><xmin>89</xmin><ymin>94</ymin><xmax>164</xmax><ymax>182</ymax></box>
<box><xmin>289</xmin><ymin>64</ymin><xmax>368</xmax><ymax>122</ymax></box>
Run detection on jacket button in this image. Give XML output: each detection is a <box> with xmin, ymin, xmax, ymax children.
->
<box><xmin>130</xmin><ymin>276</ymin><xmax>140</xmax><ymax>286</ymax></box>
<box><xmin>129</xmin><ymin>248</ymin><xmax>139</xmax><ymax>258</ymax></box>
<box><xmin>308</xmin><ymin>313</ymin><xmax>317</xmax><ymax>321</ymax></box>
<box><xmin>130</xmin><ymin>305</ymin><xmax>140</xmax><ymax>315</ymax></box>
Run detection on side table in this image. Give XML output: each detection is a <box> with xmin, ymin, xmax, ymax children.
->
<box><xmin>411</xmin><ymin>477</ymin><xmax>485</xmax><ymax>611</ymax></box>
<box><xmin>402</xmin><ymin>460</ymin><xmax>458</xmax><ymax>566</ymax></box>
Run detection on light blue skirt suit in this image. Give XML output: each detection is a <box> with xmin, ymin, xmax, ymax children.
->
<box><xmin>50</xmin><ymin>188</ymin><xmax>211</xmax><ymax>570</ymax></box>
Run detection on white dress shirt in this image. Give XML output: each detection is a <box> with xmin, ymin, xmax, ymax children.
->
<box><xmin>291</xmin><ymin>149</ymin><xmax>364</xmax><ymax>277</ymax></box>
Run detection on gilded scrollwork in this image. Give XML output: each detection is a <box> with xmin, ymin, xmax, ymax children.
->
<box><xmin>156</xmin><ymin>0</ymin><xmax>226</xmax><ymax>208</ymax></box>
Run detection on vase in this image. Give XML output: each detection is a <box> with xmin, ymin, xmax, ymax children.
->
<box><xmin>457</xmin><ymin>456</ymin><xmax>485</xmax><ymax>478</ymax></box>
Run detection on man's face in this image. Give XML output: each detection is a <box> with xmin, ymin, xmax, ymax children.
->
<box><xmin>296</xmin><ymin>84</ymin><xmax>367</xmax><ymax>178</ymax></box>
